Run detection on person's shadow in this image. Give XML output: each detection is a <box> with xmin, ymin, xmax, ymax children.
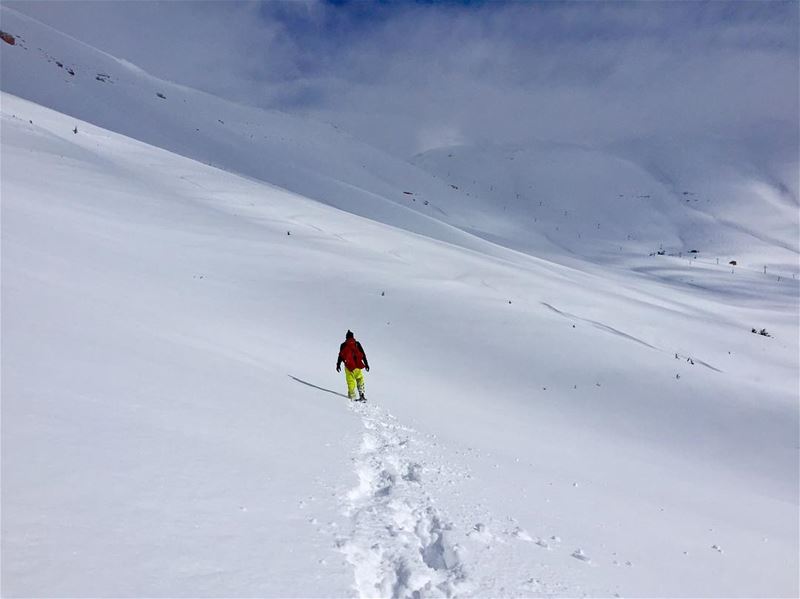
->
<box><xmin>288</xmin><ymin>375</ymin><xmax>350</xmax><ymax>399</ymax></box>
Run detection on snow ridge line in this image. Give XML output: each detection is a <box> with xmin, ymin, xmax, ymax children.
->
<box><xmin>339</xmin><ymin>403</ymin><xmax>470</xmax><ymax>598</ymax></box>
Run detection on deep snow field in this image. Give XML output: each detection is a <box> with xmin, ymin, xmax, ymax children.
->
<box><xmin>1</xmin><ymin>7</ymin><xmax>798</xmax><ymax>598</ymax></box>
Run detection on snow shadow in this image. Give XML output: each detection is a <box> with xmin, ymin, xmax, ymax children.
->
<box><xmin>288</xmin><ymin>374</ymin><xmax>350</xmax><ymax>399</ymax></box>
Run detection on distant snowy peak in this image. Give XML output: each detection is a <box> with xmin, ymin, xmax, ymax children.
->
<box><xmin>411</xmin><ymin>140</ymin><xmax>799</xmax><ymax>268</ymax></box>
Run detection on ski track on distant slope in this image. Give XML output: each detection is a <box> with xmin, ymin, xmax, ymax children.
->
<box><xmin>540</xmin><ymin>302</ymin><xmax>723</xmax><ymax>373</ymax></box>
<box><xmin>336</xmin><ymin>402</ymin><xmax>578</xmax><ymax>598</ymax></box>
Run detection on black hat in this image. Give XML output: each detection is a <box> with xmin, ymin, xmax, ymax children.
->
<box><xmin>346</xmin><ymin>330</ymin><xmax>354</xmax><ymax>339</ymax></box>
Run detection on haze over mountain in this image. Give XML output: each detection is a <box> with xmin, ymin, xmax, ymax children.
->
<box><xmin>1</xmin><ymin>4</ymin><xmax>798</xmax><ymax>598</ymax></box>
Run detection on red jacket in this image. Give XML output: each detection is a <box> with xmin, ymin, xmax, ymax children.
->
<box><xmin>337</xmin><ymin>338</ymin><xmax>369</xmax><ymax>371</ymax></box>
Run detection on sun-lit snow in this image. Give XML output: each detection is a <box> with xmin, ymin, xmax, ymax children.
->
<box><xmin>1</xmin><ymin>6</ymin><xmax>798</xmax><ymax>598</ymax></box>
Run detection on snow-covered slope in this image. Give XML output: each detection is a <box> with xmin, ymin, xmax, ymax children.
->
<box><xmin>0</xmin><ymin>7</ymin><xmax>489</xmax><ymax>257</ymax></box>
<box><xmin>1</xmin><ymin>8</ymin><xmax>798</xmax><ymax>599</ymax></box>
<box><xmin>410</xmin><ymin>141</ymin><xmax>799</xmax><ymax>275</ymax></box>
<box><xmin>3</xmin><ymin>92</ymin><xmax>798</xmax><ymax>598</ymax></box>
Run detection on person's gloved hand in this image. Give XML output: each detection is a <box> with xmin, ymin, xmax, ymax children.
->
<box><xmin>336</xmin><ymin>364</ymin><xmax>341</xmax><ymax>372</ymax></box>
<box><xmin>366</xmin><ymin>366</ymin><xmax>370</xmax><ymax>372</ymax></box>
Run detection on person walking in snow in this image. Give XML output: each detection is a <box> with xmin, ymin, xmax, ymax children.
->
<box><xmin>336</xmin><ymin>330</ymin><xmax>369</xmax><ymax>401</ymax></box>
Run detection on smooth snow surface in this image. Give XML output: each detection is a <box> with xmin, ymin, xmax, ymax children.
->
<box><xmin>2</xmin><ymin>7</ymin><xmax>798</xmax><ymax>598</ymax></box>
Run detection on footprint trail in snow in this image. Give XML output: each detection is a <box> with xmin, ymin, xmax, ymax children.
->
<box><xmin>336</xmin><ymin>402</ymin><xmax>578</xmax><ymax>598</ymax></box>
<box><xmin>339</xmin><ymin>403</ymin><xmax>468</xmax><ymax>597</ymax></box>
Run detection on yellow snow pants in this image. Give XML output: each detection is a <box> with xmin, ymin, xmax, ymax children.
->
<box><xmin>344</xmin><ymin>367</ymin><xmax>365</xmax><ymax>398</ymax></box>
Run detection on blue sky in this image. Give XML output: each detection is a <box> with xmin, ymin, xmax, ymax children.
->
<box><xmin>5</xmin><ymin>1</ymin><xmax>798</xmax><ymax>157</ymax></box>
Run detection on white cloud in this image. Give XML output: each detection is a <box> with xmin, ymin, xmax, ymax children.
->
<box><xmin>6</xmin><ymin>0</ymin><xmax>798</xmax><ymax>166</ymax></box>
